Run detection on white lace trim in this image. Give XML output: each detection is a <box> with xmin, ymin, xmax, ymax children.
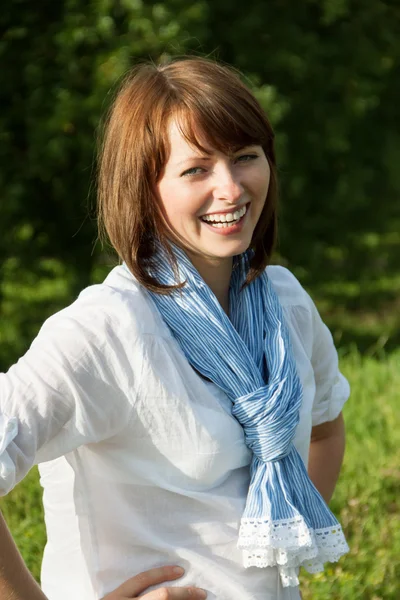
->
<box><xmin>238</xmin><ymin>516</ymin><xmax>349</xmax><ymax>587</ymax></box>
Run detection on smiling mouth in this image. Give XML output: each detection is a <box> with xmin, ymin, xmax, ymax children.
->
<box><xmin>200</xmin><ymin>204</ymin><xmax>248</xmax><ymax>228</ymax></box>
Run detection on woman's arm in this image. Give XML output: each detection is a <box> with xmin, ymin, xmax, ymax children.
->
<box><xmin>0</xmin><ymin>510</ymin><xmax>47</xmax><ymax>600</ymax></box>
<box><xmin>307</xmin><ymin>412</ymin><xmax>345</xmax><ymax>504</ymax></box>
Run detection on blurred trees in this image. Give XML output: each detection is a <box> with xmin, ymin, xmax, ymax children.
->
<box><xmin>202</xmin><ymin>0</ymin><xmax>400</xmax><ymax>351</ymax></box>
<box><xmin>0</xmin><ymin>0</ymin><xmax>207</xmax><ymax>365</ymax></box>
<box><xmin>207</xmin><ymin>0</ymin><xmax>400</xmax><ymax>268</ymax></box>
<box><xmin>1</xmin><ymin>0</ymin><xmax>399</xmax><ymax>368</ymax></box>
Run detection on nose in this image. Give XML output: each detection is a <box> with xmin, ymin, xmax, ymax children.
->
<box><xmin>213</xmin><ymin>164</ymin><xmax>244</xmax><ymax>203</ymax></box>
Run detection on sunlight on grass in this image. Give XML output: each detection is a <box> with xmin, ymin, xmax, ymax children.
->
<box><xmin>301</xmin><ymin>350</ymin><xmax>400</xmax><ymax>599</ymax></box>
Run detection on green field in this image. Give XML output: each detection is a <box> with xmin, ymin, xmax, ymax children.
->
<box><xmin>1</xmin><ymin>350</ymin><xmax>399</xmax><ymax>599</ymax></box>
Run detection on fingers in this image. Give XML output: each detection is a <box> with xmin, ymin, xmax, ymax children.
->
<box><xmin>115</xmin><ymin>566</ymin><xmax>186</xmax><ymax>597</ymax></box>
<box><xmin>101</xmin><ymin>565</ymin><xmax>207</xmax><ymax>600</ymax></box>
<box><xmin>143</xmin><ymin>586</ymin><xmax>207</xmax><ymax>599</ymax></box>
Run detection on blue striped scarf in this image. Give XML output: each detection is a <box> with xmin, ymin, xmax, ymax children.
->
<box><xmin>148</xmin><ymin>245</ymin><xmax>348</xmax><ymax>587</ymax></box>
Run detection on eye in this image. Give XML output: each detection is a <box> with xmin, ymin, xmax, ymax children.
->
<box><xmin>235</xmin><ymin>153</ymin><xmax>259</xmax><ymax>163</ymax></box>
<box><xmin>181</xmin><ymin>166</ymin><xmax>206</xmax><ymax>177</ymax></box>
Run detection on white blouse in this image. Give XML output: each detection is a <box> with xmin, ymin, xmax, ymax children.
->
<box><xmin>0</xmin><ymin>265</ymin><xmax>350</xmax><ymax>600</ymax></box>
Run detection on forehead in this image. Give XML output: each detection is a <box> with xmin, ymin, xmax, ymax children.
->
<box><xmin>164</xmin><ymin>116</ymin><xmax>257</xmax><ymax>169</ymax></box>
<box><xmin>166</xmin><ymin>118</ymin><xmax>211</xmax><ymax>160</ymax></box>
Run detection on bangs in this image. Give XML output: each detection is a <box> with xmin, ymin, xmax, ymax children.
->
<box><xmin>171</xmin><ymin>97</ymin><xmax>271</xmax><ymax>157</ymax></box>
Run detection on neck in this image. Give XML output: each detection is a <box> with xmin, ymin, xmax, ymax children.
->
<box><xmin>186</xmin><ymin>251</ymin><xmax>233</xmax><ymax>316</ymax></box>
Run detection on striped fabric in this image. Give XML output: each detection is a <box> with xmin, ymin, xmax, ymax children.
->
<box><xmin>148</xmin><ymin>245</ymin><xmax>348</xmax><ymax>587</ymax></box>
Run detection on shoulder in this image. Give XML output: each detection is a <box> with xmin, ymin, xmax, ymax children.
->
<box><xmin>265</xmin><ymin>265</ymin><xmax>322</xmax><ymax>358</ymax></box>
<box><xmin>266</xmin><ymin>265</ymin><xmax>311</xmax><ymax>311</ymax></box>
<box><xmin>38</xmin><ymin>264</ymin><xmax>166</xmax><ymax>344</ymax></box>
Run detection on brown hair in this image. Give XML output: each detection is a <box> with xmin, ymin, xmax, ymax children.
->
<box><xmin>97</xmin><ymin>56</ymin><xmax>278</xmax><ymax>293</ymax></box>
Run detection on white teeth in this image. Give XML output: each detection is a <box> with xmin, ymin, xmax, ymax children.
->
<box><xmin>210</xmin><ymin>220</ymin><xmax>239</xmax><ymax>228</ymax></box>
<box><xmin>201</xmin><ymin>204</ymin><xmax>247</xmax><ymax>223</ymax></box>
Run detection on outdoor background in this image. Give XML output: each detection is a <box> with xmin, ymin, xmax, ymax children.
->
<box><xmin>0</xmin><ymin>1</ymin><xmax>399</xmax><ymax>598</ymax></box>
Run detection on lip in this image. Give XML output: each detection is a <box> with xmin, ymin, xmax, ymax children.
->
<box><xmin>199</xmin><ymin>202</ymin><xmax>249</xmax><ymax>218</ymax></box>
<box><xmin>200</xmin><ymin>203</ymin><xmax>250</xmax><ymax>236</ymax></box>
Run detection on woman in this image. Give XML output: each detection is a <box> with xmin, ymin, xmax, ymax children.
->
<box><xmin>0</xmin><ymin>57</ymin><xmax>350</xmax><ymax>600</ymax></box>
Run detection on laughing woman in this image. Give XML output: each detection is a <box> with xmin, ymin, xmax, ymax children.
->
<box><xmin>0</xmin><ymin>57</ymin><xmax>350</xmax><ymax>600</ymax></box>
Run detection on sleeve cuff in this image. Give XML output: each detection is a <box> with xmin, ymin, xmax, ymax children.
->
<box><xmin>0</xmin><ymin>414</ymin><xmax>18</xmax><ymax>496</ymax></box>
<box><xmin>311</xmin><ymin>372</ymin><xmax>350</xmax><ymax>427</ymax></box>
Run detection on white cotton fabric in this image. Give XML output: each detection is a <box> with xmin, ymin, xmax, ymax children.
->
<box><xmin>0</xmin><ymin>265</ymin><xmax>350</xmax><ymax>600</ymax></box>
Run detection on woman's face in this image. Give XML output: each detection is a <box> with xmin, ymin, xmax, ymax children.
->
<box><xmin>156</xmin><ymin>118</ymin><xmax>271</xmax><ymax>264</ymax></box>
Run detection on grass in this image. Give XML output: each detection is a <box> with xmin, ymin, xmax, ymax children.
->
<box><xmin>301</xmin><ymin>350</ymin><xmax>400</xmax><ymax>599</ymax></box>
<box><xmin>1</xmin><ymin>349</ymin><xmax>400</xmax><ymax>598</ymax></box>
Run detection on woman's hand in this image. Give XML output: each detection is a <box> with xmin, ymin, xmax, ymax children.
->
<box><xmin>101</xmin><ymin>565</ymin><xmax>207</xmax><ymax>599</ymax></box>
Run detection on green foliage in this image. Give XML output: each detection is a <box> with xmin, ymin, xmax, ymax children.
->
<box><xmin>203</xmin><ymin>0</ymin><xmax>400</xmax><ymax>351</ymax></box>
<box><xmin>0</xmin><ymin>0</ymin><xmax>208</xmax><ymax>368</ymax></box>
<box><xmin>1</xmin><ymin>0</ymin><xmax>400</xmax><ymax>367</ymax></box>
<box><xmin>1</xmin><ymin>351</ymin><xmax>400</xmax><ymax>597</ymax></box>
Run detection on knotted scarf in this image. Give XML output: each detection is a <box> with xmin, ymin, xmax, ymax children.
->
<box><xmin>148</xmin><ymin>244</ymin><xmax>348</xmax><ymax>587</ymax></box>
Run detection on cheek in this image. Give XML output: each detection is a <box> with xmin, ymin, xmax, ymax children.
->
<box><xmin>248</xmin><ymin>169</ymin><xmax>270</xmax><ymax>223</ymax></box>
<box><xmin>252</xmin><ymin>170</ymin><xmax>270</xmax><ymax>204</ymax></box>
<box><xmin>156</xmin><ymin>182</ymin><xmax>200</xmax><ymax>234</ymax></box>
<box><xmin>159</xmin><ymin>180</ymin><xmax>204</xmax><ymax>216</ymax></box>
<box><xmin>157</xmin><ymin>184</ymin><xmax>184</xmax><ymax>229</ymax></box>
<box><xmin>259</xmin><ymin>165</ymin><xmax>271</xmax><ymax>200</ymax></box>
<box><xmin>157</xmin><ymin>181</ymin><xmax>174</xmax><ymax>216</ymax></box>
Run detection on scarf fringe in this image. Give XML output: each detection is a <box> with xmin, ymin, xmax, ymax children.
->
<box><xmin>238</xmin><ymin>517</ymin><xmax>349</xmax><ymax>587</ymax></box>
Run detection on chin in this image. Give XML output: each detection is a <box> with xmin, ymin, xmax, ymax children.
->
<box><xmin>209</xmin><ymin>242</ymin><xmax>251</xmax><ymax>259</ymax></box>
<box><xmin>221</xmin><ymin>238</ymin><xmax>252</xmax><ymax>253</ymax></box>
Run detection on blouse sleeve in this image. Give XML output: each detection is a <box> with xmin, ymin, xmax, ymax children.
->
<box><xmin>267</xmin><ymin>265</ymin><xmax>350</xmax><ymax>428</ymax></box>
<box><xmin>0</xmin><ymin>288</ymin><xmax>137</xmax><ymax>496</ymax></box>
<box><xmin>305</xmin><ymin>291</ymin><xmax>350</xmax><ymax>427</ymax></box>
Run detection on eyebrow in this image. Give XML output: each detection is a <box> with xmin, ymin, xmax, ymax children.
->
<box><xmin>175</xmin><ymin>146</ymin><xmax>258</xmax><ymax>167</ymax></box>
<box><xmin>175</xmin><ymin>156</ymin><xmax>213</xmax><ymax>167</ymax></box>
